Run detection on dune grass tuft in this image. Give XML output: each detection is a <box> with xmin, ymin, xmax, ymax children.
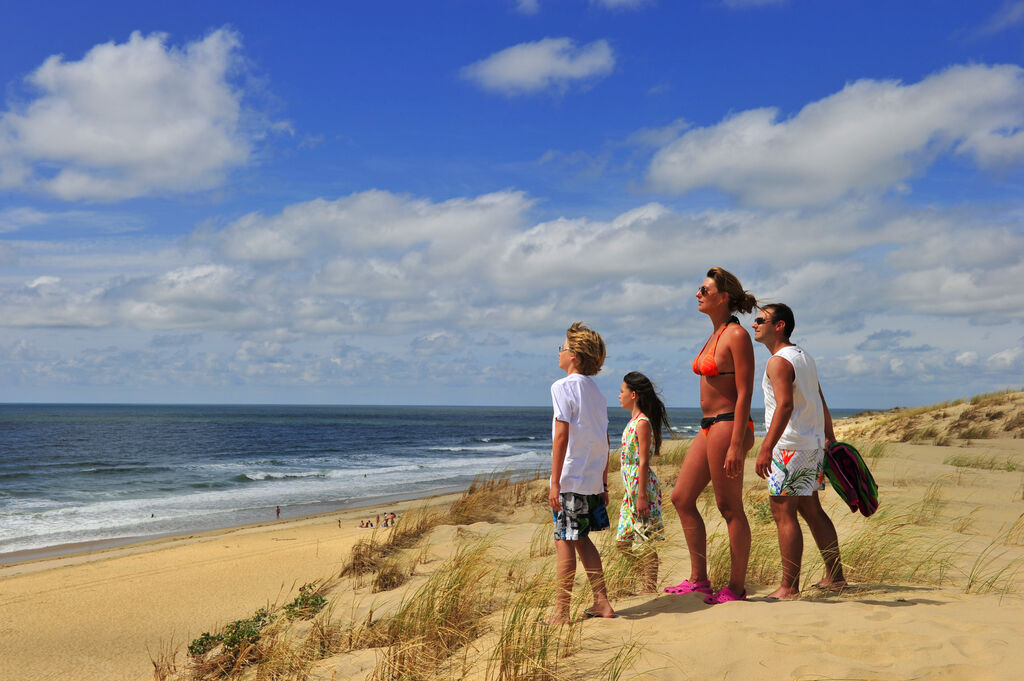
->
<box><xmin>963</xmin><ymin>532</ymin><xmax>1024</xmax><ymax>596</ymax></box>
<box><xmin>372</xmin><ymin>539</ymin><xmax>498</xmax><ymax>680</ymax></box>
<box><xmin>944</xmin><ymin>454</ymin><xmax>1019</xmax><ymax>472</ymax></box>
<box><xmin>909</xmin><ymin>478</ymin><xmax>947</xmax><ymax>525</ymax></box>
<box><xmin>488</xmin><ymin>570</ymin><xmax>582</xmax><ymax>681</ymax></box>
<box><xmin>448</xmin><ymin>475</ymin><xmax>537</xmax><ymax>525</ymax></box>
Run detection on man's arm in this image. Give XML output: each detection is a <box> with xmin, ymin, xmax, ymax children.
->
<box><xmin>550</xmin><ymin>419</ymin><xmax>569</xmax><ymax>511</ymax></box>
<box><xmin>819</xmin><ymin>384</ymin><xmax>836</xmax><ymax>447</ymax></box>
<box><xmin>756</xmin><ymin>355</ymin><xmax>795</xmax><ymax>479</ymax></box>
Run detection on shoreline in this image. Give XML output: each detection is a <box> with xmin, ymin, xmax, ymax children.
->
<box><xmin>0</xmin><ymin>481</ymin><xmax>478</xmax><ymax>568</ymax></box>
<box><xmin>0</xmin><ymin>484</ymin><xmax>479</xmax><ymax>681</ymax></box>
<box><xmin>0</xmin><ymin>481</ymin><xmax>486</xmax><ymax>575</ymax></box>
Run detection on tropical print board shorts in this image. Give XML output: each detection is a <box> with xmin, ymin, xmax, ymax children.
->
<box><xmin>552</xmin><ymin>492</ymin><xmax>609</xmax><ymax>540</ymax></box>
<box><xmin>768</xmin><ymin>446</ymin><xmax>826</xmax><ymax>496</ymax></box>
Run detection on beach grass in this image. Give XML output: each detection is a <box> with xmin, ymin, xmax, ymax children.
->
<box><xmin>150</xmin><ymin>396</ymin><xmax>1024</xmax><ymax>681</ymax></box>
<box><xmin>944</xmin><ymin>454</ymin><xmax>1020</xmax><ymax>472</ymax></box>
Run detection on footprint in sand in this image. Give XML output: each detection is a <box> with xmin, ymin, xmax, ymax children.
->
<box><xmin>950</xmin><ymin>636</ymin><xmax>1004</xmax><ymax>661</ymax></box>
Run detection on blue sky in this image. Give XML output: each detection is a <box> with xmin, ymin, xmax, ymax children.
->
<box><xmin>1</xmin><ymin>0</ymin><xmax>1022</xmax><ymax>408</ymax></box>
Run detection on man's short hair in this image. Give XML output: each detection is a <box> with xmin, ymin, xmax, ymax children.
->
<box><xmin>565</xmin><ymin>321</ymin><xmax>606</xmax><ymax>376</ymax></box>
<box><xmin>762</xmin><ymin>303</ymin><xmax>795</xmax><ymax>339</ymax></box>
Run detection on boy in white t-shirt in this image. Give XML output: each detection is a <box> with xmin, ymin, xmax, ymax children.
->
<box><xmin>548</xmin><ymin>321</ymin><xmax>615</xmax><ymax>623</ymax></box>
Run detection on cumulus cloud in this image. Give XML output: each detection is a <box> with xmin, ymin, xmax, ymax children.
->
<box><xmin>1</xmin><ymin>188</ymin><xmax>1021</xmax><ymax>404</ymax></box>
<box><xmin>461</xmin><ymin>38</ymin><xmax>615</xmax><ymax>96</ymax></box>
<box><xmin>647</xmin><ymin>64</ymin><xmax>1024</xmax><ymax>207</ymax></box>
<box><xmin>0</xmin><ymin>29</ymin><xmax>265</xmax><ymax>201</ymax></box>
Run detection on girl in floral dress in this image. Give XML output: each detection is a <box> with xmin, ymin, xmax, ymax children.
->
<box><xmin>615</xmin><ymin>371</ymin><xmax>670</xmax><ymax>592</ymax></box>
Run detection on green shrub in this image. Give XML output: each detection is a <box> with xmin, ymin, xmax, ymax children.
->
<box><xmin>283</xmin><ymin>583</ymin><xmax>328</xmax><ymax>620</ymax></box>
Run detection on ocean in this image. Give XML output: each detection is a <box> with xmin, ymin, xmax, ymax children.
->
<box><xmin>0</xmin><ymin>403</ymin><xmax>863</xmax><ymax>559</ymax></box>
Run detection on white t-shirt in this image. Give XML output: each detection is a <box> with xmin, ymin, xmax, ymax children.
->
<box><xmin>550</xmin><ymin>373</ymin><xmax>609</xmax><ymax>494</ymax></box>
<box><xmin>762</xmin><ymin>344</ymin><xmax>824</xmax><ymax>450</ymax></box>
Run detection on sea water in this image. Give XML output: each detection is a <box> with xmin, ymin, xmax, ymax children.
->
<box><xmin>0</xmin><ymin>403</ymin><xmax>861</xmax><ymax>558</ymax></box>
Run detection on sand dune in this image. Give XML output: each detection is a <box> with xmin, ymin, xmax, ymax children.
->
<box><xmin>2</xmin><ymin>394</ymin><xmax>1023</xmax><ymax>681</ymax></box>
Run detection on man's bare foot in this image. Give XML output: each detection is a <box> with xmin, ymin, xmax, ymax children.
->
<box><xmin>813</xmin><ymin>579</ymin><xmax>848</xmax><ymax>593</ymax></box>
<box><xmin>765</xmin><ymin>586</ymin><xmax>800</xmax><ymax>600</ymax></box>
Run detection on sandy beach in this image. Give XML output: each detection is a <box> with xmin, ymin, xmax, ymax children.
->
<box><xmin>2</xmin><ymin>392</ymin><xmax>1023</xmax><ymax>681</ymax></box>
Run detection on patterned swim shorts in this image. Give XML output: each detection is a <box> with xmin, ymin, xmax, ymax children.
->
<box><xmin>552</xmin><ymin>492</ymin><xmax>609</xmax><ymax>541</ymax></box>
<box><xmin>768</xmin><ymin>446</ymin><xmax>825</xmax><ymax>497</ymax></box>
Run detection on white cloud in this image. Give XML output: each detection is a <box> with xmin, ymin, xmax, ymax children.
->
<box><xmin>973</xmin><ymin>2</ymin><xmax>1024</xmax><ymax>37</ymax></box>
<box><xmin>986</xmin><ymin>346</ymin><xmax>1024</xmax><ymax>371</ymax></box>
<box><xmin>0</xmin><ymin>29</ymin><xmax>264</xmax><ymax>201</ymax></box>
<box><xmin>647</xmin><ymin>64</ymin><xmax>1024</xmax><ymax>207</ymax></box>
<box><xmin>461</xmin><ymin>38</ymin><xmax>615</xmax><ymax>96</ymax></box>
<box><xmin>515</xmin><ymin>0</ymin><xmax>540</xmax><ymax>14</ymax></box>
<box><xmin>956</xmin><ymin>351</ymin><xmax>979</xmax><ymax>366</ymax></box>
<box><xmin>1</xmin><ymin>189</ymin><xmax>1021</xmax><ymax>405</ymax></box>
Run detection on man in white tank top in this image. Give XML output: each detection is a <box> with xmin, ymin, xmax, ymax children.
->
<box><xmin>753</xmin><ymin>304</ymin><xmax>846</xmax><ymax>599</ymax></box>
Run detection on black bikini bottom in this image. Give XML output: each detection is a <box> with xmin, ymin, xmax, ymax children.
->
<box><xmin>700</xmin><ymin>412</ymin><xmax>754</xmax><ymax>436</ymax></box>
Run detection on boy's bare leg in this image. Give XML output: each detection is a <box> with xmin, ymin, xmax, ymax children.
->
<box><xmin>768</xmin><ymin>496</ymin><xmax>802</xmax><ymax>599</ymax></box>
<box><xmin>576</xmin><ymin>535</ymin><xmax>615</xmax><ymax>617</ymax></box>
<box><xmin>548</xmin><ymin>539</ymin><xmax>577</xmax><ymax>624</ymax></box>
<box><xmin>797</xmin><ymin>492</ymin><xmax>847</xmax><ymax>589</ymax></box>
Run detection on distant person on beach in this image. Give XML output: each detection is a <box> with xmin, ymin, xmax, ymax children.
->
<box><xmin>668</xmin><ymin>267</ymin><xmax>755</xmax><ymax>604</ymax></box>
<box><xmin>276</xmin><ymin>505</ymin><xmax>280</xmax><ymax>519</ymax></box>
<box><xmin>547</xmin><ymin>321</ymin><xmax>615</xmax><ymax>623</ymax></box>
<box><xmin>753</xmin><ymin>303</ymin><xmax>846</xmax><ymax>598</ymax></box>
<box><xmin>615</xmin><ymin>372</ymin><xmax>669</xmax><ymax>592</ymax></box>
<box><xmin>359</xmin><ymin>520</ymin><xmax>365</xmax><ymax>528</ymax></box>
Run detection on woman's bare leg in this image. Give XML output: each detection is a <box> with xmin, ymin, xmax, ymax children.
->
<box><xmin>670</xmin><ymin>434</ymin><xmax>712</xmax><ymax>582</ymax></box>
<box><xmin>706</xmin><ymin>422</ymin><xmax>752</xmax><ymax>594</ymax></box>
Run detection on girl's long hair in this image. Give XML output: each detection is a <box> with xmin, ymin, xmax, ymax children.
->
<box><xmin>623</xmin><ymin>371</ymin><xmax>671</xmax><ymax>455</ymax></box>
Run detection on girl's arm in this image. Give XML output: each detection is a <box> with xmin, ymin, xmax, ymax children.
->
<box><xmin>726</xmin><ymin>326</ymin><xmax>755</xmax><ymax>478</ymax></box>
<box><xmin>635</xmin><ymin>417</ymin><xmax>653</xmax><ymax>517</ymax></box>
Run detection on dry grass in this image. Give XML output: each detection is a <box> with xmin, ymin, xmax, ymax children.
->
<box><xmin>944</xmin><ymin>454</ymin><xmax>1020</xmax><ymax>472</ymax></box>
<box><xmin>373</xmin><ymin>540</ymin><xmax>498</xmax><ymax>681</ymax></box>
<box><xmin>448</xmin><ymin>475</ymin><xmax>538</xmax><ymax>525</ymax></box>
<box><xmin>823</xmin><ymin>510</ymin><xmax>956</xmax><ymax>587</ymax></box>
<box><xmin>487</xmin><ymin>570</ymin><xmax>583</xmax><ymax>681</ymax></box>
<box><xmin>160</xmin><ymin>418</ymin><xmax>1024</xmax><ymax>681</ymax></box>
<box><xmin>909</xmin><ymin>478</ymin><xmax>948</xmax><ymax>526</ymax></box>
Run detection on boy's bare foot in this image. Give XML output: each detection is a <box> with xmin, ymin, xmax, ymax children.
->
<box><xmin>582</xmin><ymin>606</ymin><xmax>617</xmax><ymax>618</ymax></box>
<box><xmin>764</xmin><ymin>586</ymin><xmax>800</xmax><ymax>600</ymax></box>
<box><xmin>544</xmin><ymin>613</ymin><xmax>570</xmax><ymax>626</ymax></box>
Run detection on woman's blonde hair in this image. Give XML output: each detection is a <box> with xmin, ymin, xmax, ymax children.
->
<box><xmin>565</xmin><ymin>321</ymin><xmax>606</xmax><ymax>376</ymax></box>
<box><xmin>707</xmin><ymin>267</ymin><xmax>756</xmax><ymax>314</ymax></box>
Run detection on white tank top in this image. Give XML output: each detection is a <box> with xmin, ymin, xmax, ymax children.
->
<box><xmin>762</xmin><ymin>344</ymin><xmax>824</xmax><ymax>450</ymax></box>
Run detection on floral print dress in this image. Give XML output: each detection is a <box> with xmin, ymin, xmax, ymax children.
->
<box><xmin>615</xmin><ymin>414</ymin><xmax>665</xmax><ymax>543</ymax></box>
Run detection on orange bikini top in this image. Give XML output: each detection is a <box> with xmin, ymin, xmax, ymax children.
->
<box><xmin>692</xmin><ymin>316</ymin><xmax>739</xmax><ymax>377</ymax></box>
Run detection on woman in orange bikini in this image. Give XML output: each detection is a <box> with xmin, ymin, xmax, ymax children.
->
<box><xmin>667</xmin><ymin>267</ymin><xmax>756</xmax><ymax>603</ymax></box>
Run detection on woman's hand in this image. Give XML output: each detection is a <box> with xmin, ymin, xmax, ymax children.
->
<box><xmin>725</xmin><ymin>443</ymin><xmax>745</xmax><ymax>478</ymax></box>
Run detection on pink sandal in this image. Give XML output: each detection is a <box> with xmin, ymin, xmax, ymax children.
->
<box><xmin>664</xmin><ymin>579</ymin><xmax>712</xmax><ymax>595</ymax></box>
<box><xmin>704</xmin><ymin>586</ymin><xmax>747</xmax><ymax>604</ymax></box>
